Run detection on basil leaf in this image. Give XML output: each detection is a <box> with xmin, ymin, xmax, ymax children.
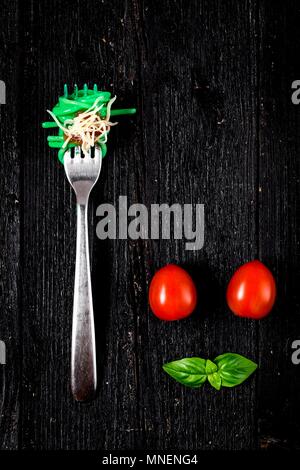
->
<box><xmin>207</xmin><ymin>372</ymin><xmax>222</xmax><ymax>390</ymax></box>
<box><xmin>214</xmin><ymin>353</ymin><xmax>257</xmax><ymax>387</ymax></box>
<box><xmin>205</xmin><ymin>359</ymin><xmax>218</xmax><ymax>375</ymax></box>
<box><xmin>163</xmin><ymin>357</ymin><xmax>207</xmax><ymax>388</ymax></box>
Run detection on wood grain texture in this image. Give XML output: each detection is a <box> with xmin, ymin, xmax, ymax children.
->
<box><xmin>133</xmin><ymin>0</ymin><xmax>258</xmax><ymax>450</ymax></box>
<box><xmin>0</xmin><ymin>0</ymin><xmax>299</xmax><ymax>451</ymax></box>
<box><xmin>257</xmin><ymin>1</ymin><xmax>300</xmax><ymax>450</ymax></box>
<box><xmin>0</xmin><ymin>0</ymin><xmax>20</xmax><ymax>450</ymax></box>
<box><xmin>19</xmin><ymin>0</ymin><xmax>140</xmax><ymax>450</ymax></box>
<box><xmin>18</xmin><ymin>0</ymin><xmax>259</xmax><ymax>450</ymax></box>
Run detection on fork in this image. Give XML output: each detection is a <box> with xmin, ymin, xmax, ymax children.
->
<box><xmin>64</xmin><ymin>146</ymin><xmax>102</xmax><ymax>401</ymax></box>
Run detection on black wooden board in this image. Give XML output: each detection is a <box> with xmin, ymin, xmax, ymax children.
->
<box><xmin>0</xmin><ymin>0</ymin><xmax>299</xmax><ymax>451</ymax></box>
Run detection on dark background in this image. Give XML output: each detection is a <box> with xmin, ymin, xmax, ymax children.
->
<box><xmin>0</xmin><ymin>0</ymin><xmax>299</xmax><ymax>451</ymax></box>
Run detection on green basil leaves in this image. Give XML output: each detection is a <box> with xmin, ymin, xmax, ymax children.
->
<box><xmin>162</xmin><ymin>358</ymin><xmax>207</xmax><ymax>388</ymax></box>
<box><xmin>214</xmin><ymin>353</ymin><xmax>257</xmax><ymax>387</ymax></box>
<box><xmin>163</xmin><ymin>353</ymin><xmax>257</xmax><ymax>390</ymax></box>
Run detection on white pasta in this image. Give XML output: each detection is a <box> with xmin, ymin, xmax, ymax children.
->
<box><xmin>47</xmin><ymin>96</ymin><xmax>118</xmax><ymax>155</ymax></box>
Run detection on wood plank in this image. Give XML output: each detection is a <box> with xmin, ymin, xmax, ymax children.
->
<box><xmin>20</xmin><ymin>0</ymin><xmax>260</xmax><ymax>450</ymax></box>
<box><xmin>136</xmin><ymin>0</ymin><xmax>259</xmax><ymax>450</ymax></box>
<box><xmin>258</xmin><ymin>0</ymin><xmax>300</xmax><ymax>450</ymax></box>
<box><xmin>19</xmin><ymin>0</ymin><xmax>140</xmax><ymax>450</ymax></box>
<box><xmin>0</xmin><ymin>0</ymin><xmax>20</xmax><ymax>450</ymax></box>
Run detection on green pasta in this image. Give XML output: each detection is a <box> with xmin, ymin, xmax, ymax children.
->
<box><xmin>42</xmin><ymin>84</ymin><xmax>136</xmax><ymax>163</ymax></box>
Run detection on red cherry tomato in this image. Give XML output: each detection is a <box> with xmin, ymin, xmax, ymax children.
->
<box><xmin>226</xmin><ymin>260</ymin><xmax>276</xmax><ymax>319</ymax></box>
<box><xmin>149</xmin><ymin>264</ymin><xmax>197</xmax><ymax>321</ymax></box>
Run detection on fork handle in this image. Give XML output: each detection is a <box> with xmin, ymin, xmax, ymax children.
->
<box><xmin>71</xmin><ymin>201</ymin><xmax>97</xmax><ymax>401</ymax></box>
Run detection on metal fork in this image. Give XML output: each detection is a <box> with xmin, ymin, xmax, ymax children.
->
<box><xmin>64</xmin><ymin>146</ymin><xmax>102</xmax><ymax>401</ymax></box>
